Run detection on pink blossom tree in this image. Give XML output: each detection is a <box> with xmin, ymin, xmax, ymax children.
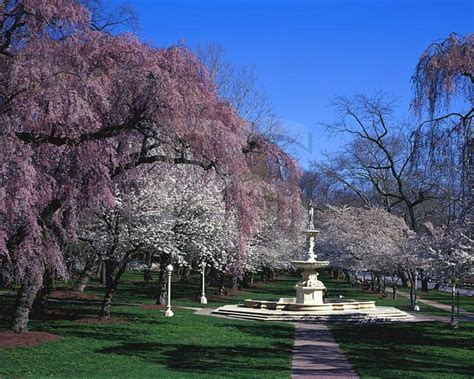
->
<box><xmin>411</xmin><ymin>33</ymin><xmax>473</xmax><ymax>222</ymax></box>
<box><xmin>0</xmin><ymin>1</ymin><xmax>300</xmax><ymax>332</ymax></box>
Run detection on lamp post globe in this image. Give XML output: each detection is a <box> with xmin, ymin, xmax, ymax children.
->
<box><xmin>164</xmin><ymin>264</ymin><xmax>174</xmax><ymax>317</ymax></box>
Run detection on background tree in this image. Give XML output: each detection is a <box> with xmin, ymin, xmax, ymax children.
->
<box><xmin>196</xmin><ymin>43</ymin><xmax>294</xmax><ymax>147</ymax></box>
<box><xmin>317</xmin><ymin>206</ymin><xmax>430</xmax><ymax>306</ymax></box>
<box><xmin>314</xmin><ymin>94</ymin><xmax>443</xmax><ymax>231</ymax></box>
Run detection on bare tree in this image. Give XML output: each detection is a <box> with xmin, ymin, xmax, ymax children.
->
<box><xmin>316</xmin><ymin>93</ymin><xmax>444</xmax><ymax>232</ymax></box>
<box><xmin>196</xmin><ymin>43</ymin><xmax>294</xmax><ymax>147</ymax></box>
<box><xmin>81</xmin><ymin>0</ymin><xmax>139</xmax><ymax>33</ymax></box>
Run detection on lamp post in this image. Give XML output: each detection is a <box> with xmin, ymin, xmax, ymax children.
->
<box><xmin>200</xmin><ymin>263</ymin><xmax>207</xmax><ymax>305</ymax></box>
<box><xmin>413</xmin><ymin>270</ymin><xmax>420</xmax><ymax>311</ymax></box>
<box><xmin>164</xmin><ymin>264</ymin><xmax>174</xmax><ymax>317</ymax></box>
<box><xmin>450</xmin><ymin>275</ymin><xmax>458</xmax><ymax>329</ymax></box>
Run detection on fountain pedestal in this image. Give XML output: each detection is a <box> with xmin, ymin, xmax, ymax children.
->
<box><xmin>291</xmin><ymin>228</ymin><xmax>329</xmax><ymax>305</ymax></box>
<box><xmin>292</xmin><ymin>262</ymin><xmax>328</xmax><ymax>305</ymax></box>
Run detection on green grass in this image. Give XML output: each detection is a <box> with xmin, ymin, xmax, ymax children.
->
<box><xmin>1</xmin><ymin>272</ymin><xmax>473</xmax><ymax>378</ymax></box>
<box><xmin>0</xmin><ymin>307</ymin><xmax>294</xmax><ymax>378</ymax></box>
<box><xmin>0</xmin><ymin>274</ymin><xmax>295</xmax><ymax>378</ymax></box>
<box><xmin>323</xmin><ymin>276</ymin><xmax>474</xmax><ymax>378</ymax></box>
<box><xmin>322</xmin><ymin>276</ymin><xmax>452</xmax><ymax>317</ymax></box>
<box><xmin>397</xmin><ymin>287</ymin><xmax>474</xmax><ymax>314</ymax></box>
<box><xmin>330</xmin><ymin>322</ymin><xmax>474</xmax><ymax>378</ymax></box>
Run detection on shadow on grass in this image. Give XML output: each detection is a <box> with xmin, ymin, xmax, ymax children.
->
<box><xmin>222</xmin><ymin>322</ymin><xmax>294</xmax><ymax>340</ymax></box>
<box><xmin>99</xmin><ymin>341</ymin><xmax>292</xmax><ymax>374</ymax></box>
<box><xmin>0</xmin><ymin>290</ymin><xmax>15</xmax><ymax>328</ymax></box>
<box><xmin>330</xmin><ymin>321</ymin><xmax>474</xmax><ymax>377</ymax></box>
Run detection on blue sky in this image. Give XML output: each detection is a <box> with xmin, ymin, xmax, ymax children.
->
<box><xmin>130</xmin><ymin>0</ymin><xmax>473</xmax><ymax>167</ymax></box>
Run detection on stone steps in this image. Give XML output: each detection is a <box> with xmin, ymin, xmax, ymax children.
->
<box><xmin>212</xmin><ymin>304</ymin><xmax>415</xmax><ymax>323</ymax></box>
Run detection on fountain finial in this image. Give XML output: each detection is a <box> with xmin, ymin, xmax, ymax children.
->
<box><xmin>308</xmin><ymin>200</ymin><xmax>315</xmax><ymax>230</ymax></box>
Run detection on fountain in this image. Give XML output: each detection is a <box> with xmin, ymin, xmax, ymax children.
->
<box><xmin>212</xmin><ymin>203</ymin><xmax>414</xmax><ymax>322</ymax></box>
<box><xmin>291</xmin><ymin>201</ymin><xmax>329</xmax><ymax>307</ymax></box>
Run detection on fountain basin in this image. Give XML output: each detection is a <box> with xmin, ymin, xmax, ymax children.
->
<box><xmin>291</xmin><ymin>260</ymin><xmax>330</xmax><ymax>270</ymax></box>
<box><xmin>242</xmin><ymin>297</ymin><xmax>376</xmax><ymax>312</ymax></box>
<box><xmin>301</xmin><ymin>229</ymin><xmax>320</xmax><ymax>235</ymax></box>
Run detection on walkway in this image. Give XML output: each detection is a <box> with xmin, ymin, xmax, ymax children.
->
<box><xmin>291</xmin><ymin>323</ymin><xmax>358</xmax><ymax>379</ymax></box>
<box><xmin>192</xmin><ymin>308</ymin><xmax>358</xmax><ymax>378</ymax></box>
<box><xmin>386</xmin><ymin>289</ymin><xmax>474</xmax><ymax>321</ymax></box>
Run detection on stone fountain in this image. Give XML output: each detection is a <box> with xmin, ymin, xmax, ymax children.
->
<box><xmin>212</xmin><ymin>204</ymin><xmax>414</xmax><ymax>322</ymax></box>
<box><xmin>291</xmin><ymin>202</ymin><xmax>329</xmax><ymax>307</ymax></box>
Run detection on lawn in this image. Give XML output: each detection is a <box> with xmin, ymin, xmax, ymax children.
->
<box><xmin>0</xmin><ymin>273</ymin><xmax>295</xmax><ymax>378</ymax></box>
<box><xmin>397</xmin><ymin>287</ymin><xmax>474</xmax><ymax>314</ymax></box>
<box><xmin>323</xmin><ymin>276</ymin><xmax>474</xmax><ymax>378</ymax></box>
<box><xmin>330</xmin><ymin>322</ymin><xmax>474</xmax><ymax>378</ymax></box>
<box><xmin>322</xmin><ymin>276</ymin><xmax>454</xmax><ymax>317</ymax></box>
<box><xmin>1</xmin><ymin>272</ymin><xmax>473</xmax><ymax>378</ymax></box>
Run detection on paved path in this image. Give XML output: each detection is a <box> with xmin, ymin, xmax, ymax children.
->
<box><xmin>386</xmin><ymin>289</ymin><xmax>474</xmax><ymax>321</ymax></box>
<box><xmin>291</xmin><ymin>323</ymin><xmax>358</xmax><ymax>379</ymax></box>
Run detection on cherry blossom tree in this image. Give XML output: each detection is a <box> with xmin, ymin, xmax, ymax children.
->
<box><xmin>412</xmin><ymin>33</ymin><xmax>473</xmax><ymax>117</ymax></box>
<box><xmin>243</xmin><ymin>204</ymin><xmax>304</xmax><ymax>283</ymax></box>
<box><xmin>0</xmin><ymin>1</ymin><xmax>300</xmax><ymax>332</ymax></box>
<box><xmin>411</xmin><ymin>33</ymin><xmax>473</xmax><ymax>223</ymax></box>
<box><xmin>317</xmin><ymin>206</ymin><xmax>418</xmax><ymax>299</ymax></box>
<box><xmin>78</xmin><ymin>164</ymin><xmax>240</xmax><ymax>316</ymax></box>
<box><xmin>411</xmin><ymin>223</ymin><xmax>473</xmax><ymax>286</ymax></box>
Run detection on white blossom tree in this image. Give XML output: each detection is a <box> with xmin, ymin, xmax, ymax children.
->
<box><xmin>243</xmin><ymin>209</ymin><xmax>305</xmax><ymax>283</ymax></box>
<box><xmin>412</xmin><ymin>223</ymin><xmax>473</xmax><ymax>286</ymax></box>
<box><xmin>79</xmin><ymin>164</ymin><xmax>239</xmax><ymax>316</ymax></box>
<box><xmin>317</xmin><ymin>206</ymin><xmax>418</xmax><ymax>300</ymax></box>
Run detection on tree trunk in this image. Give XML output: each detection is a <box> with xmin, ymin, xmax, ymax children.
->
<box><xmin>0</xmin><ymin>256</ymin><xmax>13</xmax><ymax>288</ymax></box>
<box><xmin>231</xmin><ymin>276</ymin><xmax>240</xmax><ymax>290</ymax></box>
<box><xmin>11</xmin><ymin>277</ymin><xmax>42</xmax><ymax>333</ymax></box>
<box><xmin>243</xmin><ymin>272</ymin><xmax>254</xmax><ymax>287</ymax></box>
<box><xmin>143</xmin><ymin>251</ymin><xmax>153</xmax><ymax>284</ymax></box>
<box><xmin>399</xmin><ymin>269</ymin><xmax>409</xmax><ymax>287</ymax></box>
<box><xmin>421</xmin><ymin>270</ymin><xmax>429</xmax><ymax>292</ymax></box>
<box><xmin>408</xmin><ymin>271</ymin><xmax>417</xmax><ymax>308</ymax></box>
<box><xmin>421</xmin><ymin>278</ymin><xmax>429</xmax><ymax>292</ymax></box>
<box><xmin>100</xmin><ymin>284</ymin><xmax>116</xmax><ymax>319</ymax></box>
<box><xmin>74</xmin><ymin>259</ymin><xmax>97</xmax><ymax>293</ymax></box>
<box><xmin>76</xmin><ymin>273</ymin><xmax>91</xmax><ymax>293</ymax></box>
<box><xmin>99</xmin><ymin>255</ymin><xmax>132</xmax><ymax>318</ymax></box>
<box><xmin>32</xmin><ymin>270</ymin><xmax>54</xmax><ymax>315</ymax></box>
<box><xmin>99</xmin><ymin>261</ymin><xmax>115</xmax><ymax>318</ymax></box>
<box><xmin>218</xmin><ymin>273</ymin><xmax>225</xmax><ymax>295</ymax></box>
<box><xmin>407</xmin><ymin>205</ymin><xmax>418</xmax><ymax>232</ymax></box>
<box><xmin>370</xmin><ymin>273</ymin><xmax>375</xmax><ymax>292</ymax></box>
<box><xmin>99</xmin><ymin>260</ymin><xmax>107</xmax><ymax>285</ymax></box>
<box><xmin>343</xmin><ymin>270</ymin><xmax>350</xmax><ymax>283</ymax></box>
<box><xmin>156</xmin><ymin>264</ymin><xmax>168</xmax><ymax>305</ymax></box>
<box><xmin>180</xmin><ymin>266</ymin><xmax>192</xmax><ymax>283</ymax></box>
<box><xmin>374</xmin><ymin>273</ymin><xmax>380</xmax><ymax>292</ymax></box>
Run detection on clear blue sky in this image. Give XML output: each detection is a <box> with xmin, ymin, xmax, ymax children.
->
<box><xmin>130</xmin><ymin>0</ymin><xmax>473</xmax><ymax>167</ymax></box>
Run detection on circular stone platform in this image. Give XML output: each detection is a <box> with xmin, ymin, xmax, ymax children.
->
<box><xmin>243</xmin><ymin>297</ymin><xmax>376</xmax><ymax>311</ymax></box>
<box><xmin>211</xmin><ymin>303</ymin><xmax>414</xmax><ymax>322</ymax></box>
